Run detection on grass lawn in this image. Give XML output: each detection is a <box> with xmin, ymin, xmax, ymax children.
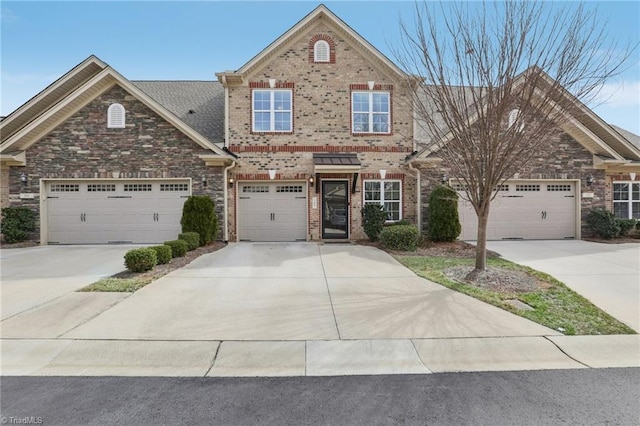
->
<box><xmin>396</xmin><ymin>255</ymin><xmax>636</xmax><ymax>335</ymax></box>
<box><xmin>79</xmin><ymin>276</ymin><xmax>156</xmax><ymax>293</ymax></box>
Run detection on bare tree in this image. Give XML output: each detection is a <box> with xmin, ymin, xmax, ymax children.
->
<box><xmin>396</xmin><ymin>0</ymin><xmax>635</xmax><ymax>274</ymax></box>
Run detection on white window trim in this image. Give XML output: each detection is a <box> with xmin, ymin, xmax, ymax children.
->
<box><xmin>613</xmin><ymin>181</ymin><xmax>640</xmax><ymax>219</ymax></box>
<box><xmin>363</xmin><ymin>179</ymin><xmax>402</xmax><ymax>222</ymax></box>
<box><xmin>107</xmin><ymin>103</ymin><xmax>125</xmax><ymax>128</ymax></box>
<box><xmin>314</xmin><ymin>40</ymin><xmax>330</xmax><ymax>62</ymax></box>
<box><xmin>252</xmin><ymin>89</ymin><xmax>292</xmax><ymax>132</ymax></box>
<box><xmin>351</xmin><ymin>91</ymin><xmax>391</xmax><ymax>134</ymax></box>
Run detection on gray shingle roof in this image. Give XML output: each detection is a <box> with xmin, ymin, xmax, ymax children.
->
<box><xmin>610</xmin><ymin>125</ymin><xmax>640</xmax><ymax>150</ymax></box>
<box><xmin>132</xmin><ymin>81</ymin><xmax>224</xmax><ymax>144</ymax></box>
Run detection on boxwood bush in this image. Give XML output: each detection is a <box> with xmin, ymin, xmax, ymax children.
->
<box><xmin>179</xmin><ymin>232</ymin><xmax>200</xmax><ymax>251</ymax></box>
<box><xmin>180</xmin><ymin>195</ymin><xmax>218</xmax><ymax>246</ymax></box>
<box><xmin>164</xmin><ymin>239</ymin><xmax>188</xmax><ymax>258</ymax></box>
<box><xmin>1</xmin><ymin>207</ymin><xmax>36</xmax><ymax>244</ymax></box>
<box><xmin>149</xmin><ymin>245</ymin><xmax>172</xmax><ymax>265</ymax></box>
<box><xmin>616</xmin><ymin>218</ymin><xmax>637</xmax><ymax>237</ymax></box>
<box><xmin>585</xmin><ymin>208</ymin><xmax>620</xmax><ymax>239</ymax></box>
<box><xmin>379</xmin><ymin>224</ymin><xmax>420</xmax><ymax>251</ymax></box>
<box><xmin>124</xmin><ymin>248</ymin><xmax>157</xmax><ymax>273</ymax></box>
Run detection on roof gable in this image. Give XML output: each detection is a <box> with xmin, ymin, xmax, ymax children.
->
<box><xmin>413</xmin><ymin>69</ymin><xmax>640</xmax><ymax>162</ymax></box>
<box><xmin>1</xmin><ymin>56</ymin><xmax>231</xmax><ymax>160</ymax></box>
<box><xmin>217</xmin><ymin>4</ymin><xmax>407</xmax><ymax>85</ymax></box>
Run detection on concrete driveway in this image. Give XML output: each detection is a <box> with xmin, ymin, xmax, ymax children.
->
<box><xmin>486</xmin><ymin>240</ymin><xmax>640</xmax><ymax>332</ymax></box>
<box><xmin>1</xmin><ymin>245</ymin><xmax>137</xmax><ymax>320</ymax></box>
<box><xmin>61</xmin><ymin>243</ymin><xmax>554</xmax><ymax>341</ymax></box>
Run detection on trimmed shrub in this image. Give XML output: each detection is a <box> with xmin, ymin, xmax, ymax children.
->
<box><xmin>150</xmin><ymin>245</ymin><xmax>172</xmax><ymax>265</ymax></box>
<box><xmin>616</xmin><ymin>218</ymin><xmax>637</xmax><ymax>237</ymax></box>
<box><xmin>1</xmin><ymin>207</ymin><xmax>36</xmax><ymax>244</ymax></box>
<box><xmin>379</xmin><ymin>224</ymin><xmax>420</xmax><ymax>251</ymax></box>
<box><xmin>164</xmin><ymin>239</ymin><xmax>188</xmax><ymax>258</ymax></box>
<box><xmin>181</xmin><ymin>195</ymin><xmax>218</xmax><ymax>246</ymax></box>
<box><xmin>585</xmin><ymin>208</ymin><xmax>620</xmax><ymax>239</ymax></box>
<box><xmin>361</xmin><ymin>203</ymin><xmax>386</xmax><ymax>241</ymax></box>
<box><xmin>179</xmin><ymin>232</ymin><xmax>200</xmax><ymax>251</ymax></box>
<box><xmin>428</xmin><ymin>185</ymin><xmax>461</xmax><ymax>242</ymax></box>
<box><xmin>124</xmin><ymin>248</ymin><xmax>157</xmax><ymax>273</ymax></box>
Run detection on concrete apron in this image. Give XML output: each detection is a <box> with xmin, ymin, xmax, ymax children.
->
<box><xmin>2</xmin><ymin>243</ymin><xmax>638</xmax><ymax>376</ymax></box>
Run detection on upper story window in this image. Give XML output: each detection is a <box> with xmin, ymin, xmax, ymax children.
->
<box><xmin>314</xmin><ymin>40</ymin><xmax>330</xmax><ymax>62</ymax></box>
<box><xmin>613</xmin><ymin>182</ymin><xmax>640</xmax><ymax>219</ymax></box>
<box><xmin>508</xmin><ymin>108</ymin><xmax>524</xmax><ymax>132</ymax></box>
<box><xmin>363</xmin><ymin>180</ymin><xmax>402</xmax><ymax>221</ymax></box>
<box><xmin>352</xmin><ymin>91</ymin><xmax>390</xmax><ymax>134</ymax></box>
<box><xmin>252</xmin><ymin>89</ymin><xmax>292</xmax><ymax>132</ymax></box>
<box><xmin>107</xmin><ymin>103</ymin><xmax>125</xmax><ymax>128</ymax></box>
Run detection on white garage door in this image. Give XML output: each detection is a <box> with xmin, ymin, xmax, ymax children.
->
<box><xmin>46</xmin><ymin>180</ymin><xmax>190</xmax><ymax>244</ymax></box>
<box><xmin>457</xmin><ymin>181</ymin><xmax>576</xmax><ymax>240</ymax></box>
<box><xmin>238</xmin><ymin>182</ymin><xmax>307</xmax><ymax>241</ymax></box>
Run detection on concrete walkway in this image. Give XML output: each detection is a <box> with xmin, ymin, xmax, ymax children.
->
<box><xmin>2</xmin><ymin>243</ymin><xmax>638</xmax><ymax>376</ymax></box>
<box><xmin>486</xmin><ymin>240</ymin><xmax>640</xmax><ymax>332</ymax></box>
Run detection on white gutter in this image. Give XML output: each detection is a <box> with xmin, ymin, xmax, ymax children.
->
<box><xmin>408</xmin><ymin>162</ymin><xmax>421</xmax><ymax>232</ymax></box>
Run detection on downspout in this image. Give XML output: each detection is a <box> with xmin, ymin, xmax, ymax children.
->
<box><xmin>408</xmin><ymin>161</ymin><xmax>421</xmax><ymax>233</ymax></box>
<box><xmin>220</xmin><ymin>74</ymin><xmax>236</xmax><ymax>242</ymax></box>
<box><xmin>223</xmin><ymin>159</ymin><xmax>237</xmax><ymax>242</ymax></box>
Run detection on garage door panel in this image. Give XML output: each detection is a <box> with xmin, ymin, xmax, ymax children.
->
<box><xmin>46</xmin><ymin>180</ymin><xmax>189</xmax><ymax>244</ymax></box>
<box><xmin>238</xmin><ymin>183</ymin><xmax>307</xmax><ymax>242</ymax></box>
<box><xmin>458</xmin><ymin>181</ymin><xmax>576</xmax><ymax>240</ymax></box>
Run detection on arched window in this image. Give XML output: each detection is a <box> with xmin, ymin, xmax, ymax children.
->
<box><xmin>107</xmin><ymin>103</ymin><xmax>125</xmax><ymax>128</ymax></box>
<box><xmin>508</xmin><ymin>108</ymin><xmax>524</xmax><ymax>132</ymax></box>
<box><xmin>314</xmin><ymin>40</ymin><xmax>330</xmax><ymax>62</ymax></box>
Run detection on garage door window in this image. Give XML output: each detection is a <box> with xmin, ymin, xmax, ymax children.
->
<box><xmin>364</xmin><ymin>180</ymin><xmax>401</xmax><ymax>221</ymax></box>
<box><xmin>88</xmin><ymin>184</ymin><xmax>116</xmax><ymax>192</ymax></box>
<box><xmin>124</xmin><ymin>184</ymin><xmax>152</xmax><ymax>192</ymax></box>
<box><xmin>160</xmin><ymin>183</ymin><xmax>189</xmax><ymax>192</ymax></box>
<box><xmin>51</xmin><ymin>184</ymin><xmax>79</xmax><ymax>192</ymax></box>
<box><xmin>613</xmin><ymin>182</ymin><xmax>640</xmax><ymax>219</ymax></box>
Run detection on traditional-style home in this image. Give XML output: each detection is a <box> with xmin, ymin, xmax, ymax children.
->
<box><xmin>1</xmin><ymin>5</ymin><xmax>638</xmax><ymax>244</ymax></box>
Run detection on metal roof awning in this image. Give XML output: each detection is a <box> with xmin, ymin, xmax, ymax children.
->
<box><xmin>313</xmin><ymin>153</ymin><xmax>361</xmax><ymax>173</ymax></box>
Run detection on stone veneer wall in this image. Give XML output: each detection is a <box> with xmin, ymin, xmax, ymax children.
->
<box><xmin>225</xmin><ymin>20</ymin><xmax>416</xmax><ymax>240</ymax></box>
<box><xmin>418</xmin><ymin>129</ymin><xmax>604</xmax><ymax>238</ymax></box>
<box><xmin>6</xmin><ymin>85</ymin><xmax>225</xmax><ymax>241</ymax></box>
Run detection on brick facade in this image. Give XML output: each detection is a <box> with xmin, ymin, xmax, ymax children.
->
<box><xmin>225</xmin><ymin>21</ymin><xmax>416</xmax><ymax>240</ymax></box>
<box><xmin>5</xmin><ymin>85</ymin><xmax>225</xmax><ymax>241</ymax></box>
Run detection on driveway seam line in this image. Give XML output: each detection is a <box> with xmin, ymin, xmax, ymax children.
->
<box><xmin>542</xmin><ymin>336</ymin><xmax>592</xmax><ymax>368</ymax></box>
<box><xmin>409</xmin><ymin>339</ymin><xmax>432</xmax><ymax>373</ymax></box>
<box><xmin>317</xmin><ymin>244</ymin><xmax>342</xmax><ymax>340</ymax></box>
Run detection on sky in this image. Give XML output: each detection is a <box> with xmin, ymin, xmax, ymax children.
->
<box><xmin>2</xmin><ymin>1</ymin><xmax>639</xmax><ymax>134</ymax></box>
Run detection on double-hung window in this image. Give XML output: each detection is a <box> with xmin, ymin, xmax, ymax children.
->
<box><xmin>252</xmin><ymin>89</ymin><xmax>292</xmax><ymax>132</ymax></box>
<box><xmin>352</xmin><ymin>91</ymin><xmax>390</xmax><ymax>134</ymax></box>
<box><xmin>364</xmin><ymin>180</ymin><xmax>401</xmax><ymax>221</ymax></box>
<box><xmin>613</xmin><ymin>182</ymin><xmax>640</xmax><ymax>219</ymax></box>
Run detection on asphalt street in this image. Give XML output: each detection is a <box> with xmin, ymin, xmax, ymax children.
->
<box><xmin>2</xmin><ymin>368</ymin><xmax>638</xmax><ymax>425</ymax></box>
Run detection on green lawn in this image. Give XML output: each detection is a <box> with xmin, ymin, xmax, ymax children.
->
<box><xmin>79</xmin><ymin>276</ymin><xmax>155</xmax><ymax>293</ymax></box>
<box><xmin>396</xmin><ymin>255</ymin><xmax>636</xmax><ymax>335</ymax></box>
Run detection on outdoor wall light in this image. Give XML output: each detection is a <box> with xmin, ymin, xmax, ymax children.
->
<box><xmin>202</xmin><ymin>175</ymin><xmax>207</xmax><ymax>188</ymax></box>
<box><xmin>228</xmin><ymin>177</ymin><xmax>234</xmax><ymax>188</ymax></box>
<box><xmin>586</xmin><ymin>175</ymin><xmax>594</xmax><ymax>187</ymax></box>
<box><xmin>309</xmin><ymin>176</ymin><xmax>314</xmax><ymax>187</ymax></box>
<box><xmin>20</xmin><ymin>173</ymin><xmax>27</xmax><ymax>186</ymax></box>
<box><xmin>268</xmin><ymin>169</ymin><xmax>276</xmax><ymax>180</ymax></box>
<box><xmin>441</xmin><ymin>174</ymin><xmax>448</xmax><ymax>184</ymax></box>
<box><xmin>379</xmin><ymin>169</ymin><xmax>386</xmax><ymax>180</ymax></box>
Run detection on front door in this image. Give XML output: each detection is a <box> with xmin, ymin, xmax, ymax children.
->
<box><xmin>322</xmin><ymin>180</ymin><xmax>349</xmax><ymax>239</ymax></box>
